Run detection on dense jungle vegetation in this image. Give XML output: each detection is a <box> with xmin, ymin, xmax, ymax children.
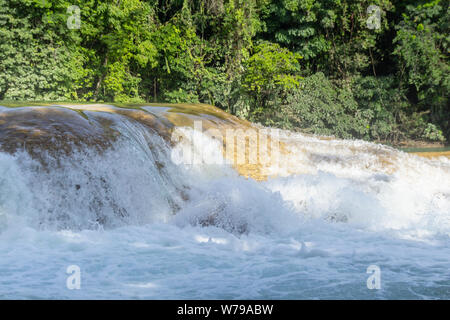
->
<box><xmin>0</xmin><ymin>0</ymin><xmax>448</xmax><ymax>144</ymax></box>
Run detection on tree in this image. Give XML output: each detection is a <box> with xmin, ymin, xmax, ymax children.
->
<box><xmin>243</xmin><ymin>41</ymin><xmax>302</xmax><ymax>116</ymax></box>
<box><xmin>259</xmin><ymin>0</ymin><xmax>393</xmax><ymax>78</ymax></box>
<box><xmin>393</xmin><ymin>0</ymin><xmax>449</xmax><ymax>137</ymax></box>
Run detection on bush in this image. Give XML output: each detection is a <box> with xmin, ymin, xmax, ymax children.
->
<box><xmin>250</xmin><ymin>73</ymin><xmax>444</xmax><ymax>144</ymax></box>
<box><xmin>351</xmin><ymin>76</ymin><xmax>407</xmax><ymax>142</ymax></box>
<box><xmin>252</xmin><ymin>73</ymin><xmax>370</xmax><ymax>140</ymax></box>
<box><xmin>242</xmin><ymin>41</ymin><xmax>302</xmax><ymax>115</ymax></box>
<box><xmin>393</xmin><ymin>0</ymin><xmax>449</xmax><ymax>140</ymax></box>
<box><xmin>422</xmin><ymin>123</ymin><xmax>446</xmax><ymax>142</ymax></box>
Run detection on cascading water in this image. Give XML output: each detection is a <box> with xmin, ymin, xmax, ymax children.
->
<box><xmin>0</xmin><ymin>104</ymin><xmax>449</xmax><ymax>299</ymax></box>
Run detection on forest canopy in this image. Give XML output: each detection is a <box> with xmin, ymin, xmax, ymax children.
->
<box><xmin>0</xmin><ymin>0</ymin><xmax>448</xmax><ymax>144</ymax></box>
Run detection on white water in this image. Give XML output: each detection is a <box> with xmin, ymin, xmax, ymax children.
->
<box><xmin>1</xmin><ymin>111</ymin><xmax>450</xmax><ymax>299</ymax></box>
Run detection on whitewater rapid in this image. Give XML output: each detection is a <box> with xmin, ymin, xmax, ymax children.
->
<box><xmin>0</xmin><ymin>105</ymin><xmax>449</xmax><ymax>299</ymax></box>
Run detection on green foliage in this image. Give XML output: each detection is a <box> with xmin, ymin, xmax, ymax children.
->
<box><xmin>393</xmin><ymin>0</ymin><xmax>449</xmax><ymax>137</ymax></box>
<box><xmin>351</xmin><ymin>75</ymin><xmax>408</xmax><ymax>141</ymax></box>
<box><xmin>255</xmin><ymin>73</ymin><xmax>369</xmax><ymax>139</ymax></box>
<box><xmin>394</xmin><ymin>1</ymin><xmax>449</xmax><ymax>95</ymax></box>
<box><xmin>244</xmin><ymin>42</ymin><xmax>302</xmax><ymax>92</ymax></box>
<box><xmin>243</xmin><ymin>41</ymin><xmax>302</xmax><ymax>115</ymax></box>
<box><xmin>254</xmin><ymin>73</ymin><xmax>437</xmax><ymax>143</ymax></box>
<box><xmin>259</xmin><ymin>0</ymin><xmax>393</xmax><ymax>77</ymax></box>
<box><xmin>0</xmin><ymin>0</ymin><xmax>448</xmax><ymax>144</ymax></box>
<box><xmin>422</xmin><ymin>123</ymin><xmax>446</xmax><ymax>142</ymax></box>
<box><xmin>83</xmin><ymin>0</ymin><xmax>158</xmax><ymax>101</ymax></box>
<box><xmin>0</xmin><ymin>0</ymin><xmax>82</xmax><ymax>100</ymax></box>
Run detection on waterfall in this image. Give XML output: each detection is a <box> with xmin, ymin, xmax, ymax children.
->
<box><xmin>1</xmin><ymin>104</ymin><xmax>449</xmax><ymax>299</ymax></box>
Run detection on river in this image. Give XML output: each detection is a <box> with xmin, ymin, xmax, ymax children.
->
<box><xmin>0</xmin><ymin>104</ymin><xmax>449</xmax><ymax>299</ymax></box>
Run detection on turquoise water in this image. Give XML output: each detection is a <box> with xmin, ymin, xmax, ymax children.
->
<box><xmin>399</xmin><ymin>146</ymin><xmax>450</xmax><ymax>153</ymax></box>
<box><xmin>1</xmin><ymin>106</ymin><xmax>450</xmax><ymax>299</ymax></box>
